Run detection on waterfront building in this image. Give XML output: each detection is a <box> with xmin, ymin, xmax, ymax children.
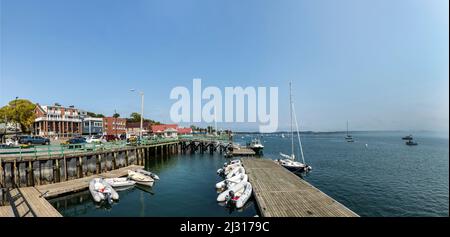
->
<box><xmin>126</xmin><ymin>121</ymin><xmax>151</xmax><ymax>136</ymax></box>
<box><xmin>150</xmin><ymin>124</ymin><xmax>192</xmax><ymax>138</ymax></box>
<box><xmin>151</xmin><ymin>124</ymin><xmax>178</xmax><ymax>138</ymax></box>
<box><xmin>33</xmin><ymin>103</ymin><xmax>82</xmax><ymax>138</ymax></box>
<box><xmin>177</xmin><ymin>127</ymin><xmax>193</xmax><ymax>136</ymax></box>
<box><xmin>82</xmin><ymin>117</ymin><xmax>103</xmax><ymax>136</ymax></box>
<box><xmin>79</xmin><ymin>110</ymin><xmax>103</xmax><ymax>136</ymax></box>
<box><xmin>103</xmin><ymin>117</ymin><xmax>126</xmax><ymax>136</ymax></box>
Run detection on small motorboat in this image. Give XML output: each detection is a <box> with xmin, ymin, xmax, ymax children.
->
<box><xmin>220</xmin><ymin>163</ymin><xmax>242</xmax><ymax>176</ymax></box>
<box><xmin>406</xmin><ymin>140</ymin><xmax>418</xmax><ymax>146</ymax></box>
<box><xmin>227</xmin><ymin>181</ymin><xmax>253</xmax><ymax>209</ymax></box>
<box><xmin>104</xmin><ymin>177</ymin><xmax>136</xmax><ymax>188</ymax></box>
<box><xmin>128</xmin><ymin>170</ymin><xmax>154</xmax><ymax>187</ymax></box>
<box><xmin>216</xmin><ymin>173</ymin><xmax>248</xmax><ymax>189</ymax></box>
<box><xmin>217</xmin><ymin>180</ymin><xmax>247</xmax><ymax>202</ymax></box>
<box><xmin>89</xmin><ymin>178</ymin><xmax>119</xmax><ymax>204</ymax></box>
<box><xmin>217</xmin><ymin>160</ymin><xmax>241</xmax><ymax>174</ymax></box>
<box><xmin>248</xmin><ymin>138</ymin><xmax>264</xmax><ymax>155</ymax></box>
<box><xmin>226</xmin><ymin>166</ymin><xmax>245</xmax><ymax>179</ymax></box>
<box><xmin>135</xmin><ymin>169</ymin><xmax>160</xmax><ymax>180</ymax></box>
<box><xmin>402</xmin><ymin>135</ymin><xmax>413</xmax><ymax>140</ymax></box>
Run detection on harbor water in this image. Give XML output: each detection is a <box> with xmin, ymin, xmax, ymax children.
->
<box><xmin>49</xmin><ymin>131</ymin><xmax>449</xmax><ymax>217</ymax></box>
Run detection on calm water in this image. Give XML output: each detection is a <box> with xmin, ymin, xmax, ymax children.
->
<box><xmin>50</xmin><ymin>131</ymin><xmax>449</xmax><ymax>217</ymax></box>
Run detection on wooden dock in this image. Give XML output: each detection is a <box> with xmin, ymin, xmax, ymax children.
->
<box><xmin>231</xmin><ymin>147</ymin><xmax>256</xmax><ymax>156</ymax></box>
<box><xmin>35</xmin><ymin>165</ymin><xmax>143</xmax><ymax>199</ymax></box>
<box><xmin>0</xmin><ymin>165</ymin><xmax>143</xmax><ymax>217</ymax></box>
<box><xmin>242</xmin><ymin>159</ymin><xmax>358</xmax><ymax>217</ymax></box>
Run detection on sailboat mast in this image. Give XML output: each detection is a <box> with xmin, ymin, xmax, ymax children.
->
<box><xmin>347</xmin><ymin>120</ymin><xmax>349</xmax><ymax>136</ymax></box>
<box><xmin>290</xmin><ymin>82</ymin><xmax>294</xmax><ymax>158</ymax></box>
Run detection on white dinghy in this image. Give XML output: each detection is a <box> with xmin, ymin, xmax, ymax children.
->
<box><xmin>216</xmin><ymin>173</ymin><xmax>248</xmax><ymax>189</ymax></box>
<box><xmin>217</xmin><ymin>179</ymin><xmax>247</xmax><ymax>202</ymax></box>
<box><xmin>89</xmin><ymin>178</ymin><xmax>119</xmax><ymax>204</ymax></box>
<box><xmin>217</xmin><ymin>159</ymin><xmax>242</xmax><ymax>174</ymax></box>
<box><xmin>227</xmin><ymin>181</ymin><xmax>253</xmax><ymax>209</ymax></box>
<box><xmin>218</xmin><ymin>162</ymin><xmax>242</xmax><ymax>176</ymax></box>
<box><xmin>104</xmin><ymin>177</ymin><xmax>136</xmax><ymax>188</ymax></box>
<box><xmin>226</xmin><ymin>166</ymin><xmax>245</xmax><ymax>179</ymax></box>
<box><xmin>128</xmin><ymin>170</ymin><xmax>154</xmax><ymax>187</ymax></box>
<box><xmin>136</xmin><ymin>169</ymin><xmax>160</xmax><ymax>180</ymax></box>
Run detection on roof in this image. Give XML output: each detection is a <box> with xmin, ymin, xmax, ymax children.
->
<box><xmin>177</xmin><ymin>127</ymin><xmax>193</xmax><ymax>134</ymax></box>
<box><xmin>151</xmin><ymin>124</ymin><xmax>178</xmax><ymax>133</ymax></box>
<box><xmin>126</xmin><ymin>121</ymin><xmax>151</xmax><ymax>128</ymax></box>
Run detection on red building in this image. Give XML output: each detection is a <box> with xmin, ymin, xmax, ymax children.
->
<box><xmin>33</xmin><ymin>103</ymin><xmax>82</xmax><ymax>138</ymax></box>
<box><xmin>126</xmin><ymin>121</ymin><xmax>151</xmax><ymax>136</ymax></box>
<box><xmin>103</xmin><ymin>117</ymin><xmax>126</xmax><ymax>136</ymax></box>
<box><xmin>151</xmin><ymin>124</ymin><xmax>192</xmax><ymax>138</ymax></box>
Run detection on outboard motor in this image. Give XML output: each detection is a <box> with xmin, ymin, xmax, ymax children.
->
<box><xmin>104</xmin><ymin>191</ymin><xmax>113</xmax><ymax>205</ymax></box>
<box><xmin>225</xmin><ymin>190</ymin><xmax>235</xmax><ymax>206</ymax></box>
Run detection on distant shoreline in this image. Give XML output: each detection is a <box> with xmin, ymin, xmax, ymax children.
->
<box><xmin>233</xmin><ymin>130</ymin><xmax>449</xmax><ymax>135</ymax></box>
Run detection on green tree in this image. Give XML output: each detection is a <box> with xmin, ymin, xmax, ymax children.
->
<box><xmin>129</xmin><ymin>112</ymin><xmax>141</xmax><ymax>122</ymax></box>
<box><xmin>113</xmin><ymin>113</ymin><xmax>120</xmax><ymax>118</ymax></box>
<box><xmin>0</xmin><ymin>99</ymin><xmax>36</xmax><ymax>133</ymax></box>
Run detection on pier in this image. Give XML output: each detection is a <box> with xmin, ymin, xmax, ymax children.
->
<box><xmin>242</xmin><ymin>159</ymin><xmax>358</xmax><ymax>217</ymax></box>
<box><xmin>0</xmin><ymin>139</ymin><xmax>180</xmax><ymax>188</ymax></box>
<box><xmin>230</xmin><ymin>147</ymin><xmax>256</xmax><ymax>157</ymax></box>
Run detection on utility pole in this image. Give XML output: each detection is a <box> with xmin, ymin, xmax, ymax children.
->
<box><xmin>15</xmin><ymin>96</ymin><xmax>18</xmax><ymax>138</ymax></box>
<box><xmin>114</xmin><ymin>109</ymin><xmax>117</xmax><ymax>137</ymax></box>
<box><xmin>130</xmin><ymin>89</ymin><xmax>144</xmax><ymax>140</ymax></box>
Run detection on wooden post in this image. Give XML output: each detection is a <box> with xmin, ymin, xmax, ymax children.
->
<box><xmin>28</xmin><ymin>160</ymin><xmax>33</xmax><ymax>186</ymax></box>
<box><xmin>0</xmin><ymin>158</ymin><xmax>3</xmax><ymax>187</ymax></box>
<box><xmin>96</xmin><ymin>154</ymin><xmax>101</xmax><ymax>174</ymax></box>
<box><xmin>125</xmin><ymin>150</ymin><xmax>129</xmax><ymax>166</ymax></box>
<box><xmin>55</xmin><ymin>159</ymin><xmax>60</xmax><ymax>183</ymax></box>
<box><xmin>113</xmin><ymin>152</ymin><xmax>117</xmax><ymax>170</ymax></box>
<box><xmin>154</xmin><ymin>146</ymin><xmax>157</xmax><ymax>158</ymax></box>
<box><xmin>64</xmin><ymin>156</ymin><xmax>68</xmax><ymax>181</ymax></box>
<box><xmin>38</xmin><ymin>160</ymin><xmax>42</xmax><ymax>186</ymax></box>
<box><xmin>78</xmin><ymin>156</ymin><xmax>83</xmax><ymax>178</ymax></box>
<box><xmin>13</xmin><ymin>160</ymin><xmax>18</xmax><ymax>187</ymax></box>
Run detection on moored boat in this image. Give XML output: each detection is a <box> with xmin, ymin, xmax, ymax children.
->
<box><xmin>128</xmin><ymin>170</ymin><xmax>154</xmax><ymax>187</ymax></box>
<box><xmin>135</xmin><ymin>169</ymin><xmax>160</xmax><ymax>180</ymax></box>
<box><xmin>216</xmin><ymin>173</ymin><xmax>248</xmax><ymax>189</ymax></box>
<box><xmin>104</xmin><ymin>177</ymin><xmax>136</xmax><ymax>188</ymax></box>
<box><xmin>217</xmin><ymin>180</ymin><xmax>247</xmax><ymax>202</ymax></box>
<box><xmin>227</xmin><ymin>181</ymin><xmax>253</xmax><ymax>209</ymax></box>
<box><xmin>89</xmin><ymin>178</ymin><xmax>119</xmax><ymax>204</ymax></box>
<box><xmin>226</xmin><ymin>166</ymin><xmax>245</xmax><ymax>179</ymax></box>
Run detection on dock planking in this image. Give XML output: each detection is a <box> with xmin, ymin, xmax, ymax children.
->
<box><xmin>242</xmin><ymin>159</ymin><xmax>358</xmax><ymax>217</ymax></box>
<box><xmin>231</xmin><ymin>148</ymin><xmax>256</xmax><ymax>156</ymax></box>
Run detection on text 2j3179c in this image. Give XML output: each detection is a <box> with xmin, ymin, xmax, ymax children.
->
<box><xmin>223</xmin><ymin>221</ymin><xmax>269</xmax><ymax>234</ymax></box>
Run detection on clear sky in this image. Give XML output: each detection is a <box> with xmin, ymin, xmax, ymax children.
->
<box><xmin>1</xmin><ymin>0</ymin><xmax>448</xmax><ymax>132</ymax></box>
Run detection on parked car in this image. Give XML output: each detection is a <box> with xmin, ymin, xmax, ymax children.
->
<box><xmin>104</xmin><ymin>135</ymin><xmax>118</xmax><ymax>142</ymax></box>
<box><xmin>86</xmin><ymin>135</ymin><xmax>105</xmax><ymax>143</ymax></box>
<box><xmin>64</xmin><ymin>137</ymin><xmax>87</xmax><ymax>149</ymax></box>
<box><xmin>18</xmin><ymin>135</ymin><xmax>50</xmax><ymax>145</ymax></box>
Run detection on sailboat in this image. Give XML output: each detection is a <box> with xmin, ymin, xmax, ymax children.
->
<box><xmin>275</xmin><ymin>82</ymin><xmax>312</xmax><ymax>173</ymax></box>
<box><xmin>345</xmin><ymin>121</ymin><xmax>354</xmax><ymax>142</ymax></box>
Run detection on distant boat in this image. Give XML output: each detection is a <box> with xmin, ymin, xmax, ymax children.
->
<box><xmin>406</xmin><ymin>140</ymin><xmax>418</xmax><ymax>146</ymax></box>
<box><xmin>248</xmin><ymin>137</ymin><xmax>264</xmax><ymax>155</ymax></box>
<box><xmin>402</xmin><ymin>135</ymin><xmax>413</xmax><ymax>140</ymax></box>
<box><xmin>281</xmin><ymin>134</ymin><xmax>285</xmax><ymax>138</ymax></box>
<box><xmin>345</xmin><ymin>121</ymin><xmax>354</xmax><ymax>142</ymax></box>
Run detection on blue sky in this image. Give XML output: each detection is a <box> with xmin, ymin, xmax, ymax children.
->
<box><xmin>1</xmin><ymin>0</ymin><xmax>448</xmax><ymax>132</ymax></box>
